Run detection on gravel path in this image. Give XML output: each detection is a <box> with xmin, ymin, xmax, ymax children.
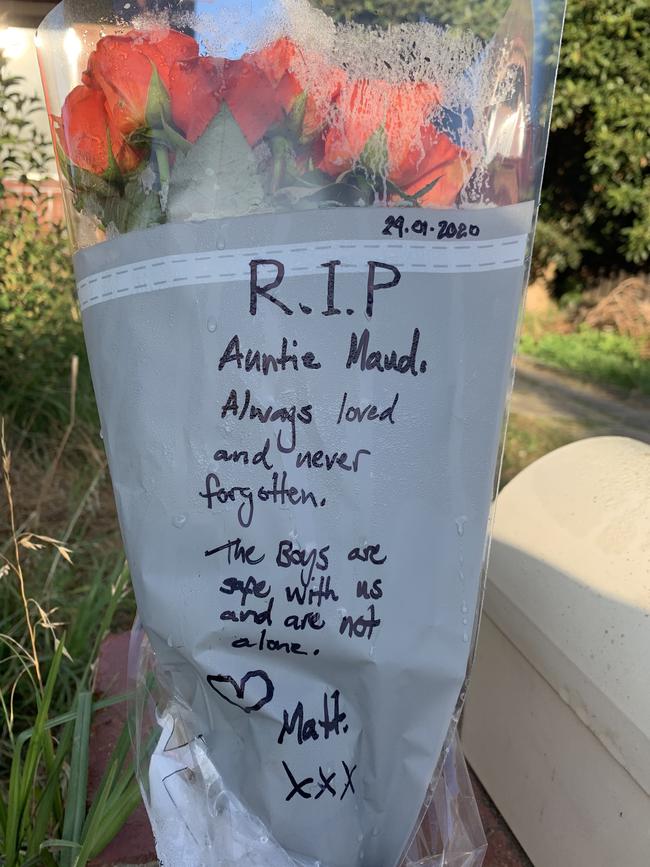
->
<box><xmin>511</xmin><ymin>357</ymin><xmax>650</xmax><ymax>444</ymax></box>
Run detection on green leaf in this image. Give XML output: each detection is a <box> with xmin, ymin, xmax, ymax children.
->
<box><xmin>161</xmin><ymin>116</ymin><xmax>192</xmax><ymax>154</ymax></box>
<box><xmin>103</xmin><ymin>128</ymin><xmax>124</xmax><ymax>185</ymax></box>
<box><xmin>295</xmin><ymin>181</ymin><xmax>371</xmax><ymax>208</ymax></box>
<box><xmin>4</xmin><ymin>643</ymin><xmax>65</xmax><ymax>867</ymax></box>
<box><xmin>408</xmin><ymin>174</ymin><xmax>442</xmax><ymax>201</ymax></box>
<box><xmin>56</xmin><ymin>143</ymin><xmax>117</xmax><ymax>199</ymax></box>
<box><xmin>129</xmin><ymin>119</ymin><xmax>191</xmax><ymax>157</ymax></box>
<box><xmin>167</xmin><ymin>103</ymin><xmax>265</xmax><ymax>222</ymax></box>
<box><xmin>288</xmin><ymin>91</ymin><xmax>307</xmax><ymax>139</ymax></box>
<box><xmin>360</xmin><ymin>127</ymin><xmax>388</xmax><ymax>176</ymax></box>
<box><xmin>386</xmin><ymin>174</ymin><xmax>442</xmax><ymax>204</ymax></box>
<box><xmin>145</xmin><ymin>64</ymin><xmax>172</xmax><ymax>131</ymax></box>
<box><xmin>76</xmin><ymin>172</ymin><xmax>164</xmax><ymax>235</ymax></box>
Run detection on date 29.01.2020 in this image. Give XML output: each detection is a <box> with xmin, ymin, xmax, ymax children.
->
<box><xmin>382</xmin><ymin>216</ymin><xmax>480</xmax><ymax>240</ymax></box>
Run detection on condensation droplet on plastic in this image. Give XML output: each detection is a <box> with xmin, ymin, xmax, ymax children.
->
<box><xmin>463</xmin><ymin>632</ymin><xmax>470</xmax><ymax>643</ymax></box>
<box><xmin>99</xmin><ymin>429</ymin><xmax>104</xmax><ymax>440</ymax></box>
<box><xmin>172</xmin><ymin>514</ymin><xmax>187</xmax><ymax>529</ymax></box>
<box><xmin>207</xmin><ymin>317</ymin><xmax>218</xmax><ymax>333</ymax></box>
<box><xmin>337</xmin><ymin>607</ymin><xmax>347</xmax><ymax>618</ymax></box>
<box><xmin>217</xmin><ymin>238</ymin><xmax>225</xmax><ymax>250</ymax></box>
<box><xmin>462</xmin><ymin>617</ymin><xmax>468</xmax><ymax>626</ymax></box>
<box><xmin>259</xmin><ymin>835</ymin><xmax>268</xmax><ymax>845</ymax></box>
<box><xmin>455</xmin><ymin>515</ymin><xmax>468</xmax><ymax>536</ymax></box>
<box><xmin>461</xmin><ymin>601</ymin><xmax>469</xmax><ymax>614</ymax></box>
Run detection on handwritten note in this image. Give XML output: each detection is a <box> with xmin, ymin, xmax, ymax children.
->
<box><xmin>77</xmin><ymin>202</ymin><xmax>534</xmax><ymax>867</ymax></box>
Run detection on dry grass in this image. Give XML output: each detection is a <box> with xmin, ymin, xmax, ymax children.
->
<box><xmin>0</xmin><ymin>354</ymin><xmax>141</xmax><ymax>865</ymax></box>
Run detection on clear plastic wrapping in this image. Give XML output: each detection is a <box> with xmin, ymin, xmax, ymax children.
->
<box><xmin>129</xmin><ymin>618</ymin><xmax>487</xmax><ymax>867</ymax></box>
<box><xmin>37</xmin><ymin>1</ymin><xmax>565</xmax><ymax>864</ymax></box>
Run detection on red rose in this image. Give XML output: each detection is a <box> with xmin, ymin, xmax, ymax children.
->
<box><xmin>222</xmin><ymin>38</ymin><xmax>344</xmax><ymax>146</ymax></box>
<box><xmin>250</xmin><ymin>37</ymin><xmax>304</xmax><ymax>112</ymax></box>
<box><xmin>83</xmin><ymin>29</ymin><xmax>199</xmax><ymax>135</ymax></box>
<box><xmin>223</xmin><ymin>56</ymin><xmax>285</xmax><ymax>146</ymax></box>
<box><xmin>301</xmin><ymin>65</ymin><xmax>346</xmax><ymax>141</ymax></box>
<box><xmin>57</xmin><ymin>84</ymin><xmax>141</xmax><ymax>175</ymax></box>
<box><xmin>221</xmin><ymin>38</ymin><xmax>306</xmax><ymax>146</ymax></box>
<box><xmin>391</xmin><ymin>123</ymin><xmax>471</xmax><ymax>207</ymax></box>
<box><xmin>319</xmin><ymin>80</ymin><xmax>440</xmax><ymax>176</ymax></box>
<box><xmin>252</xmin><ymin>38</ymin><xmax>345</xmax><ymax>136</ymax></box>
<box><xmin>319</xmin><ymin>77</ymin><xmax>469</xmax><ymax>205</ymax></box>
<box><xmin>318</xmin><ymin>80</ymin><xmax>394</xmax><ymax>176</ymax></box>
<box><xmin>169</xmin><ymin>57</ymin><xmax>226</xmax><ymax>143</ymax></box>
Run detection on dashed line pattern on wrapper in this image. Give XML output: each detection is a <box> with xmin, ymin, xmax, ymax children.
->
<box><xmin>77</xmin><ymin>234</ymin><xmax>529</xmax><ymax>311</ymax></box>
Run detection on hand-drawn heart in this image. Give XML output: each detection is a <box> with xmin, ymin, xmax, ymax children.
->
<box><xmin>207</xmin><ymin>669</ymin><xmax>274</xmax><ymax>713</ymax></box>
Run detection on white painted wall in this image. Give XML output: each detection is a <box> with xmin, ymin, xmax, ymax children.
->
<box><xmin>1</xmin><ymin>26</ymin><xmax>55</xmax><ymax>171</ymax></box>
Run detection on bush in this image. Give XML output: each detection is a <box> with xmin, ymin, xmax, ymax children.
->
<box><xmin>0</xmin><ymin>205</ymin><xmax>92</xmax><ymax>429</ymax></box>
<box><xmin>0</xmin><ymin>54</ymin><xmax>50</xmax><ymax>189</ymax></box>
<box><xmin>538</xmin><ymin>0</ymin><xmax>650</xmax><ymax>282</ymax></box>
<box><xmin>0</xmin><ymin>53</ymin><xmax>90</xmax><ymax>430</ymax></box>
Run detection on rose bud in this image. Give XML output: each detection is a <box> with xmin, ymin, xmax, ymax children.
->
<box><xmin>83</xmin><ymin>29</ymin><xmax>199</xmax><ymax>136</ymax></box>
<box><xmin>169</xmin><ymin>56</ymin><xmax>227</xmax><ymax>143</ymax></box>
<box><xmin>58</xmin><ymin>84</ymin><xmax>141</xmax><ymax>175</ymax></box>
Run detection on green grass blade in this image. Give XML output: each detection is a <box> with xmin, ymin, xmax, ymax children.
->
<box><xmin>22</xmin><ymin>849</ymin><xmax>60</xmax><ymax>867</ymax></box>
<box><xmin>81</xmin><ymin>778</ymin><xmax>142</xmax><ymax>862</ymax></box>
<box><xmin>0</xmin><ymin>787</ymin><xmax>7</xmax><ymax>837</ymax></box>
<box><xmin>60</xmin><ymin>691</ymin><xmax>91</xmax><ymax>866</ymax></box>
<box><xmin>17</xmin><ymin>642</ymin><xmax>66</xmax><ymax>846</ymax></box>
<box><xmin>28</xmin><ymin>716</ymin><xmax>75</xmax><ymax>857</ymax></box>
<box><xmin>5</xmin><ymin>641</ymin><xmax>65</xmax><ymax>866</ymax></box>
<box><xmin>75</xmin><ymin>723</ymin><xmax>138</xmax><ymax>866</ymax></box>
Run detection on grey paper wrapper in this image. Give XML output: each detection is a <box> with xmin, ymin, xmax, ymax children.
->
<box><xmin>75</xmin><ymin>203</ymin><xmax>533</xmax><ymax>867</ymax></box>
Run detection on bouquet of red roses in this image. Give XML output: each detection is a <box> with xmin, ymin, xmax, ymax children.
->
<box><xmin>37</xmin><ymin>2</ymin><xmax>566</xmax><ymax>865</ymax></box>
<box><xmin>55</xmin><ymin>28</ymin><xmax>470</xmax><ymax>234</ymax></box>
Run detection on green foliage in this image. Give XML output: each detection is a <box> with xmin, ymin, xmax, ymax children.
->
<box><xmin>0</xmin><ymin>49</ymin><xmax>89</xmax><ymax>431</ymax></box>
<box><xmin>0</xmin><ymin>54</ymin><xmax>50</xmax><ymax>191</ymax></box>
<box><xmin>519</xmin><ymin>326</ymin><xmax>650</xmax><ymax>394</ymax></box>
<box><xmin>0</xmin><ymin>203</ymin><xmax>95</xmax><ymax>432</ymax></box>
<box><xmin>531</xmin><ymin>0</ymin><xmax>650</xmax><ymax>278</ymax></box>
<box><xmin>0</xmin><ymin>574</ymin><xmax>140</xmax><ymax>867</ymax></box>
<box><xmin>315</xmin><ymin>0</ymin><xmax>510</xmax><ymax>40</ymax></box>
<box><xmin>1</xmin><ymin>51</ymin><xmax>140</xmax><ymax>866</ymax></box>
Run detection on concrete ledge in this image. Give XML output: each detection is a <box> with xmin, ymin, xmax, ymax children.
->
<box><xmin>463</xmin><ymin>436</ymin><xmax>650</xmax><ymax>867</ymax></box>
